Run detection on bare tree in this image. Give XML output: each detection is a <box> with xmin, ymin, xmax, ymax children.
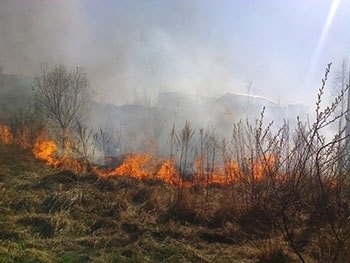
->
<box><xmin>32</xmin><ymin>63</ymin><xmax>94</xmax><ymax>148</ymax></box>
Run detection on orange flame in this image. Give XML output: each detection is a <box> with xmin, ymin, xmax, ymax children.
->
<box><xmin>0</xmin><ymin>124</ymin><xmax>13</xmax><ymax>144</ymax></box>
<box><xmin>0</xmin><ymin>117</ymin><xmax>333</xmax><ymax>191</ymax></box>
<box><xmin>33</xmin><ymin>138</ymin><xmax>57</xmax><ymax>165</ymax></box>
<box><xmin>251</xmin><ymin>154</ymin><xmax>276</xmax><ymax>181</ymax></box>
<box><xmin>96</xmin><ymin>153</ymin><xmax>278</xmax><ymax>187</ymax></box>
<box><xmin>156</xmin><ymin>159</ymin><xmax>180</xmax><ymax>185</ymax></box>
<box><xmin>32</xmin><ymin>132</ymin><xmax>87</xmax><ymax>173</ymax></box>
<box><xmin>0</xmin><ymin>122</ymin><xmax>278</xmax><ymax>187</ymax></box>
<box><xmin>0</xmin><ymin>120</ymin><xmax>336</xmax><ymax>189</ymax></box>
<box><xmin>0</xmin><ymin>119</ymin><xmax>284</xmax><ymax>188</ymax></box>
<box><xmin>108</xmin><ymin>153</ymin><xmax>152</xmax><ymax>178</ymax></box>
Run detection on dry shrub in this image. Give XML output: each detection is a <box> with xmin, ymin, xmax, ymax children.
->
<box><xmin>257</xmin><ymin>247</ymin><xmax>290</xmax><ymax>263</ymax></box>
<box><xmin>207</xmin><ymin>204</ymin><xmax>235</xmax><ymax>227</ymax></box>
<box><xmin>166</xmin><ymin>189</ymin><xmax>201</xmax><ymax>224</ymax></box>
<box><xmin>238</xmin><ymin>203</ymin><xmax>274</xmax><ymax>238</ymax></box>
<box><xmin>206</xmin><ymin>189</ymin><xmax>237</xmax><ymax>227</ymax></box>
<box><xmin>143</xmin><ymin>188</ymin><xmax>166</xmax><ymax>212</ymax></box>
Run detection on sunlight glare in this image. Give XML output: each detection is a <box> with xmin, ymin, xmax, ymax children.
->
<box><xmin>304</xmin><ymin>0</ymin><xmax>341</xmax><ymax>89</ymax></box>
<box><xmin>317</xmin><ymin>0</ymin><xmax>341</xmax><ymax>53</ymax></box>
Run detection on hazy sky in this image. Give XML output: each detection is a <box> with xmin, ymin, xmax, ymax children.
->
<box><xmin>1</xmin><ymin>0</ymin><xmax>349</xmax><ymax>105</ymax></box>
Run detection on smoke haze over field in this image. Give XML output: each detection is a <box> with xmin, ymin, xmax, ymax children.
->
<box><xmin>1</xmin><ymin>0</ymin><xmax>350</xmax><ymax>106</ymax></box>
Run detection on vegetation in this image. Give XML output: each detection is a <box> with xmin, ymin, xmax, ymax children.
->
<box><xmin>0</xmin><ymin>143</ymin><xmax>261</xmax><ymax>263</ymax></box>
<box><xmin>1</xmin><ymin>63</ymin><xmax>350</xmax><ymax>262</ymax></box>
<box><xmin>32</xmin><ymin>63</ymin><xmax>94</xmax><ymax>151</ymax></box>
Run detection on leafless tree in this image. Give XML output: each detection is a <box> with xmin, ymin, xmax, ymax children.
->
<box><xmin>32</xmin><ymin>63</ymin><xmax>94</xmax><ymax>148</ymax></box>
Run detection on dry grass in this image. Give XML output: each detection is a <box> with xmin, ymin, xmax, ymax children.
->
<box><xmin>0</xmin><ymin>143</ymin><xmax>265</xmax><ymax>263</ymax></box>
<box><xmin>2</xmin><ymin>133</ymin><xmax>350</xmax><ymax>262</ymax></box>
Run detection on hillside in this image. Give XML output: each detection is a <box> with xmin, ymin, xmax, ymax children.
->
<box><xmin>1</xmin><ymin>93</ymin><xmax>350</xmax><ymax>262</ymax></box>
<box><xmin>2</xmin><ymin>71</ymin><xmax>347</xmax><ymax>262</ymax></box>
<box><xmin>0</xmin><ymin>143</ymin><xmax>267</xmax><ymax>263</ymax></box>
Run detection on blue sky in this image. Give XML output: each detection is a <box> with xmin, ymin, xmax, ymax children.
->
<box><xmin>1</xmin><ymin>0</ymin><xmax>350</xmax><ymax>105</ymax></box>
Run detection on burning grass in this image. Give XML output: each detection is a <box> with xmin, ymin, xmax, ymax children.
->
<box><xmin>0</xmin><ymin>124</ymin><xmax>13</xmax><ymax>144</ymax></box>
<box><xmin>1</xmin><ymin>64</ymin><xmax>350</xmax><ymax>261</ymax></box>
<box><xmin>1</xmin><ymin>130</ymin><xmax>350</xmax><ymax>262</ymax></box>
<box><xmin>0</xmin><ymin>143</ymin><xmax>264</xmax><ymax>262</ymax></box>
<box><xmin>0</xmin><ymin>120</ymin><xmax>283</xmax><ymax>191</ymax></box>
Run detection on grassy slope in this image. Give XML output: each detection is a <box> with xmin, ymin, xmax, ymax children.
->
<box><xmin>0</xmin><ymin>143</ymin><xmax>264</xmax><ymax>263</ymax></box>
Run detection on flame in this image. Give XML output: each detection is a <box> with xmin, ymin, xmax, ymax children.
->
<box><xmin>56</xmin><ymin>156</ymin><xmax>87</xmax><ymax>173</ymax></box>
<box><xmin>0</xmin><ymin>119</ymin><xmax>299</xmax><ymax>188</ymax></box>
<box><xmin>222</xmin><ymin>160</ymin><xmax>241</xmax><ymax>182</ymax></box>
<box><xmin>32</xmin><ymin>137</ymin><xmax>57</xmax><ymax>165</ymax></box>
<box><xmin>0</xmin><ymin>124</ymin><xmax>32</xmax><ymax>148</ymax></box>
<box><xmin>0</xmin><ymin>119</ymin><xmax>279</xmax><ymax>187</ymax></box>
<box><xmin>99</xmin><ymin>154</ymin><xmax>180</xmax><ymax>184</ymax></box>
<box><xmin>0</xmin><ymin>117</ymin><xmax>279</xmax><ymax>187</ymax></box>
<box><xmin>193</xmin><ymin>158</ymin><xmax>232</xmax><ymax>186</ymax></box>
<box><xmin>98</xmin><ymin>153</ymin><xmax>243</xmax><ymax>187</ymax></box>
<box><xmin>251</xmin><ymin>154</ymin><xmax>276</xmax><ymax>181</ymax></box>
<box><xmin>156</xmin><ymin>159</ymin><xmax>180</xmax><ymax>185</ymax></box>
<box><xmin>32</xmin><ymin>131</ymin><xmax>87</xmax><ymax>173</ymax></box>
<box><xmin>108</xmin><ymin>153</ymin><xmax>152</xmax><ymax>178</ymax></box>
<box><xmin>210</xmin><ymin>162</ymin><xmax>240</xmax><ymax>185</ymax></box>
<box><xmin>95</xmin><ymin>153</ymin><xmax>277</xmax><ymax>187</ymax></box>
<box><xmin>0</xmin><ymin>124</ymin><xmax>13</xmax><ymax>144</ymax></box>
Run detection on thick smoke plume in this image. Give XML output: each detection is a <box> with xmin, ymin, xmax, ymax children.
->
<box><xmin>1</xmin><ymin>1</ymin><xmax>349</xmax><ymax>121</ymax></box>
<box><xmin>0</xmin><ymin>0</ymin><xmax>243</xmax><ymax>105</ymax></box>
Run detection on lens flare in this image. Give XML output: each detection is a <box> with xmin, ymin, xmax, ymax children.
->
<box><xmin>304</xmin><ymin>0</ymin><xmax>341</xmax><ymax>88</ymax></box>
<box><xmin>319</xmin><ymin>0</ymin><xmax>341</xmax><ymax>52</ymax></box>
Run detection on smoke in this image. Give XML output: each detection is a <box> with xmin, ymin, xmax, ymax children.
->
<box><xmin>0</xmin><ymin>1</ymin><xmax>86</xmax><ymax>72</ymax></box>
<box><xmin>0</xmin><ymin>0</ymin><xmax>244</xmax><ymax>105</ymax></box>
<box><xmin>2</xmin><ymin>0</ymin><xmax>350</xmax><ymax>158</ymax></box>
<box><xmin>1</xmin><ymin>0</ymin><xmax>350</xmax><ymax>106</ymax></box>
